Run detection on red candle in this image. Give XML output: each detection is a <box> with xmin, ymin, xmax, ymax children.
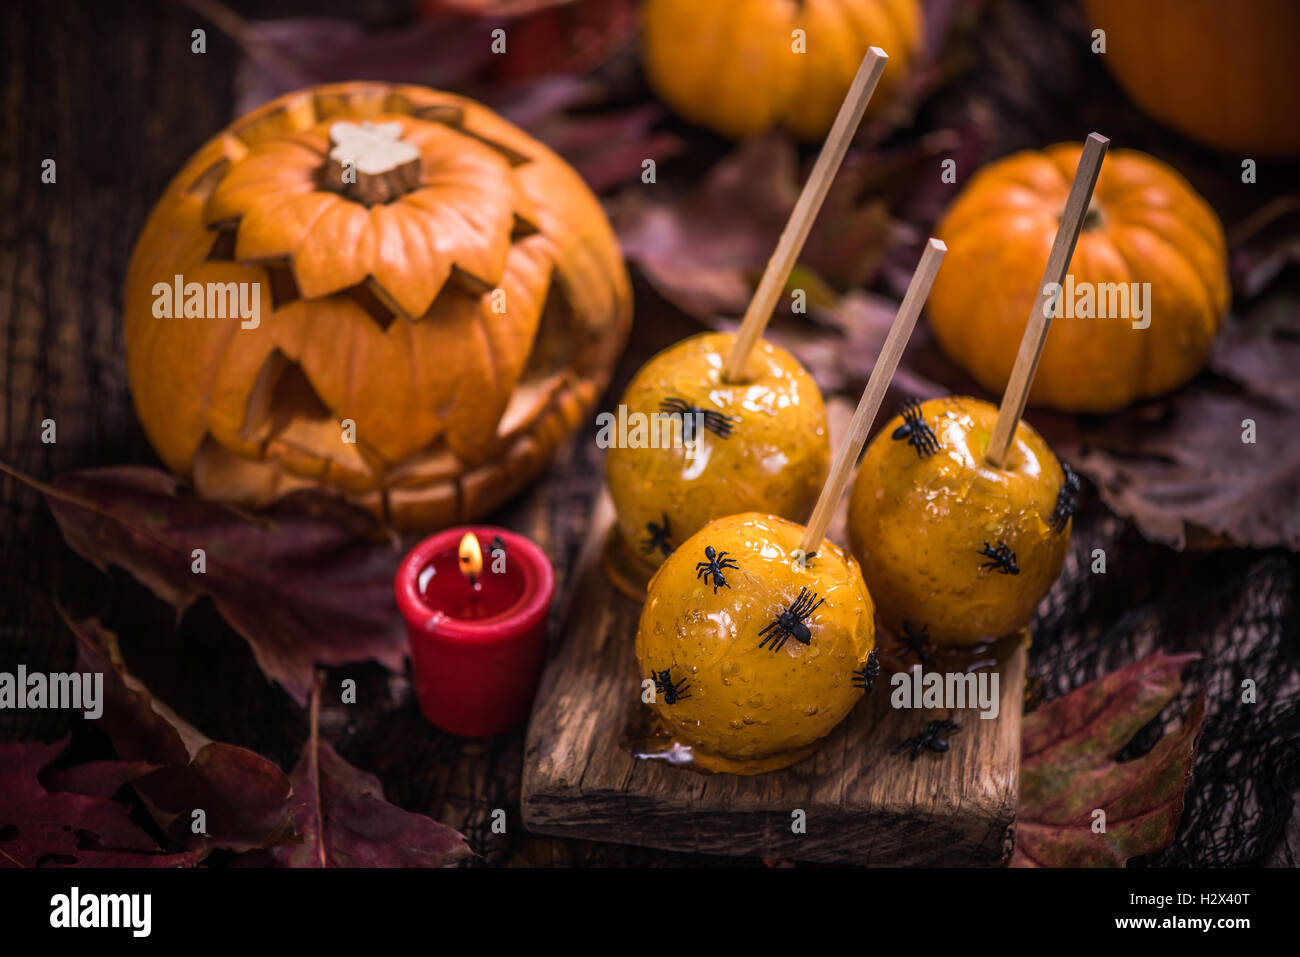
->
<box><xmin>395</xmin><ymin>526</ymin><xmax>554</xmax><ymax>737</ymax></box>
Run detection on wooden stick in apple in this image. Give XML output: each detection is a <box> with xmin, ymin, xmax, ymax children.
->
<box><xmin>798</xmin><ymin>237</ymin><xmax>948</xmax><ymax>557</ymax></box>
<box><xmin>986</xmin><ymin>133</ymin><xmax>1109</xmax><ymax>467</ymax></box>
<box><xmin>723</xmin><ymin>46</ymin><xmax>890</xmax><ymax>383</ymax></box>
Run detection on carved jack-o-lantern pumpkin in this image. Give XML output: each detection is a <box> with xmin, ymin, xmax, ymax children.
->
<box><xmin>124</xmin><ymin>83</ymin><xmax>632</xmax><ymax>528</ymax></box>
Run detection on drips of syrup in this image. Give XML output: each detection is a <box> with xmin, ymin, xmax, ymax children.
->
<box><xmin>619</xmin><ymin>697</ymin><xmax>700</xmax><ymax>769</ymax></box>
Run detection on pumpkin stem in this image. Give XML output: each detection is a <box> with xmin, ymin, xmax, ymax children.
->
<box><xmin>319</xmin><ymin>121</ymin><xmax>422</xmax><ymax>205</ymax></box>
<box><xmin>1061</xmin><ymin>200</ymin><xmax>1104</xmax><ymax>231</ymax></box>
<box><xmin>1081</xmin><ymin>199</ymin><xmax>1104</xmax><ymax>231</ymax></box>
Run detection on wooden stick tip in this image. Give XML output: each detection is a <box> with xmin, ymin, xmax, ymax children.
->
<box><xmin>867</xmin><ymin>46</ymin><xmax>889</xmax><ymax>59</ymax></box>
<box><xmin>1086</xmin><ymin>132</ymin><xmax>1110</xmax><ymax>147</ymax></box>
<box><xmin>927</xmin><ymin>237</ymin><xmax>947</xmax><ymax>253</ymax></box>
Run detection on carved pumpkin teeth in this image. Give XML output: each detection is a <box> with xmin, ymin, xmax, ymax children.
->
<box><xmin>186</xmin><ymin>157</ymin><xmax>231</xmax><ymax>200</ymax></box>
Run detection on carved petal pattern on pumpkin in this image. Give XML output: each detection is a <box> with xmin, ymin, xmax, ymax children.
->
<box><xmin>124</xmin><ymin>83</ymin><xmax>631</xmax><ymax>528</ymax></box>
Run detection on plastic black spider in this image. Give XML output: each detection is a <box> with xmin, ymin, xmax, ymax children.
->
<box><xmin>695</xmin><ymin>545</ymin><xmax>738</xmax><ymax>592</ymax></box>
<box><xmin>659</xmin><ymin>396</ymin><xmax>735</xmax><ymax>441</ymax></box>
<box><xmin>1050</xmin><ymin>464</ymin><xmax>1080</xmax><ymax>533</ymax></box>
<box><xmin>653</xmin><ymin>668</ymin><xmax>691</xmax><ymax>704</ymax></box>
<box><xmin>894</xmin><ymin>621</ymin><xmax>933</xmax><ymax>665</ymax></box>
<box><xmin>890</xmin><ymin>398</ymin><xmax>940</xmax><ymax>458</ymax></box>
<box><xmin>891</xmin><ymin>720</ymin><xmax>960</xmax><ymax>760</ymax></box>
<box><xmin>489</xmin><ymin>535</ymin><xmax>507</xmax><ymax>558</ymax></box>
<box><xmin>641</xmin><ymin>514</ymin><xmax>674</xmax><ymax>557</ymax></box>
<box><xmin>852</xmin><ymin>649</ymin><xmax>881</xmax><ymax>693</ymax></box>
<box><xmin>978</xmin><ymin>540</ymin><xmax>1019</xmax><ymax>575</ymax></box>
<box><xmin>758</xmin><ymin>586</ymin><xmax>825</xmax><ymax>652</ymax></box>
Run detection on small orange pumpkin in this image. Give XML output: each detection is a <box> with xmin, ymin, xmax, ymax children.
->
<box><xmin>926</xmin><ymin>144</ymin><xmax>1230</xmax><ymax>413</ymax></box>
<box><xmin>641</xmin><ymin>0</ymin><xmax>921</xmax><ymax>140</ymax></box>
<box><xmin>1086</xmin><ymin>0</ymin><xmax>1300</xmax><ymax>157</ymax></box>
<box><xmin>124</xmin><ymin>83</ymin><xmax>631</xmax><ymax>528</ymax></box>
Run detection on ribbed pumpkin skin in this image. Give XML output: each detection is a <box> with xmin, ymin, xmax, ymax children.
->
<box><xmin>124</xmin><ymin>83</ymin><xmax>631</xmax><ymax>528</ymax></box>
<box><xmin>1086</xmin><ymin>0</ymin><xmax>1300</xmax><ymax>157</ymax></box>
<box><xmin>641</xmin><ymin>0</ymin><xmax>921</xmax><ymax>141</ymax></box>
<box><xmin>927</xmin><ymin>145</ymin><xmax>1229</xmax><ymax>413</ymax></box>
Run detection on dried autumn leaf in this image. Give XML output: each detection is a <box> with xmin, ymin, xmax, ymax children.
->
<box><xmin>789</xmin><ymin>289</ymin><xmax>974</xmax><ymax>401</ymax></box>
<box><xmin>493</xmin><ymin>76</ymin><xmax>683</xmax><ymax>193</ymax></box>
<box><xmin>1210</xmin><ymin>298</ymin><xmax>1300</xmax><ymax>406</ymax></box>
<box><xmin>61</xmin><ymin>617</ymin><xmax>463</xmax><ymax>865</ymax></box>
<box><xmin>1227</xmin><ymin>196</ymin><xmax>1300</xmax><ymax>300</ymax></box>
<box><xmin>1012</xmin><ymin>652</ymin><xmax>1205</xmax><ymax>868</ymax></box>
<box><xmin>2</xmin><ymin>463</ymin><xmax>406</xmax><ymax>705</ymax></box>
<box><xmin>800</xmin><ymin>129</ymin><xmax>971</xmax><ymax>294</ymax></box>
<box><xmin>214</xmin><ymin>0</ymin><xmax>650</xmax><ymax>187</ymax></box>
<box><xmin>451</xmin><ymin>0</ymin><xmax>640</xmax><ymax>81</ymax></box>
<box><xmin>611</xmin><ymin>133</ymin><xmax>797</xmax><ymax>320</ymax></box>
<box><xmin>0</xmin><ymin>739</ymin><xmax>200</xmax><ymax>868</ymax></box>
<box><xmin>1073</xmin><ymin>385</ymin><xmax>1300</xmax><ymax>551</ymax></box>
<box><xmin>267</xmin><ymin>682</ymin><xmax>471</xmax><ymax>868</ymax></box>
<box><xmin>611</xmin><ymin>128</ymin><xmax>968</xmax><ymax>324</ymax></box>
<box><xmin>1068</xmin><ymin>198</ymin><xmax>1300</xmax><ymax>552</ymax></box>
<box><xmin>44</xmin><ymin>761</ymin><xmax>160</xmax><ymax>800</ymax></box>
<box><xmin>65</xmin><ymin>613</ymin><xmax>208</xmax><ymax>769</ymax></box>
<box><xmin>69</xmin><ymin>615</ymin><xmax>296</xmax><ymax>853</ymax></box>
<box><xmin>130</xmin><ymin>754</ymin><xmax>296</xmax><ymax>854</ymax></box>
<box><xmin>202</xmin><ymin>10</ymin><xmax>496</xmax><ymax>117</ymax></box>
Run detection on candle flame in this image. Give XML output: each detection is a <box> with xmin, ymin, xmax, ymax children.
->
<box><xmin>458</xmin><ymin>532</ymin><xmax>483</xmax><ymax>581</ymax></box>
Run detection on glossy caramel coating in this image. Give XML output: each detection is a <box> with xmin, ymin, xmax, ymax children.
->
<box><xmin>635</xmin><ymin>513</ymin><xmax>875</xmax><ymax>774</ymax></box>
<box><xmin>848</xmin><ymin>396</ymin><xmax>1070</xmax><ymax>646</ymax></box>
<box><xmin>606</xmin><ymin>332</ymin><xmax>829</xmax><ymax>569</ymax></box>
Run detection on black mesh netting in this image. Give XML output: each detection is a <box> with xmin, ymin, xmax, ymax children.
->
<box><xmin>1030</xmin><ymin>491</ymin><xmax>1300</xmax><ymax>867</ymax></box>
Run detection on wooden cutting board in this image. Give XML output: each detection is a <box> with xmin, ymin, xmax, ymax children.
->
<box><xmin>521</xmin><ymin>494</ymin><xmax>1025</xmax><ymax>865</ymax></box>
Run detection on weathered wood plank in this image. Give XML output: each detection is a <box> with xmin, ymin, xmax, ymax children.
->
<box><xmin>522</xmin><ymin>493</ymin><xmax>1023</xmax><ymax>865</ymax></box>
